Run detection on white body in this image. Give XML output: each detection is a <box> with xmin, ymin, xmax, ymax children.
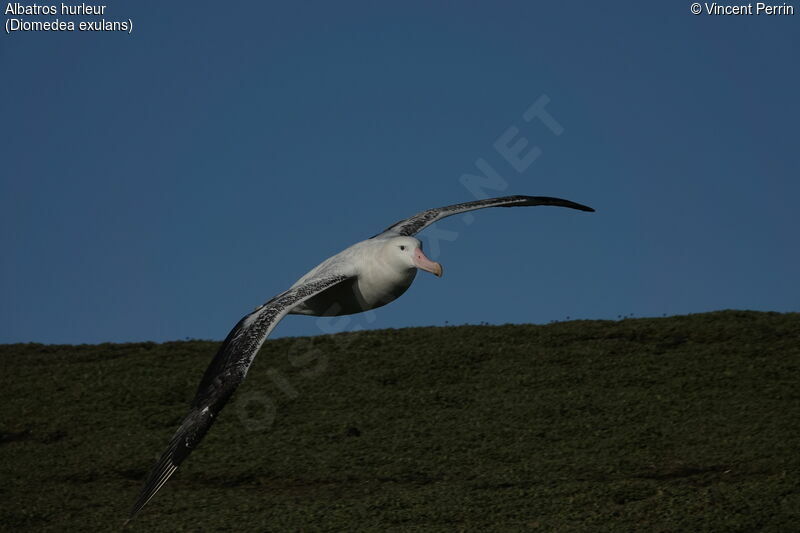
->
<box><xmin>289</xmin><ymin>237</ymin><xmax>425</xmax><ymax>316</ymax></box>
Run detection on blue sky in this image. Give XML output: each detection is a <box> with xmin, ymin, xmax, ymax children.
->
<box><xmin>2</xmin><ymin>2</ymin><xmax>798</xmax><ymax>344</ymax></box>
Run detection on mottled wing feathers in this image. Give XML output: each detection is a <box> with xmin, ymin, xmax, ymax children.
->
<box><xmin>375</xmin><ymin>195</ymin><xmax>594</xmax><ymax>238</ymax></box>
<box><xmin>128</xmin><ymin>274</ymin><xmax>350</xmax><ymax>521</ymax></box>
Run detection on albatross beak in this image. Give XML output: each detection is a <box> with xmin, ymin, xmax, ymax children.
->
<box><xmin>413</xmin><ymin>248</ymin><xmax>443</xmax><ymax>277</ymax></box>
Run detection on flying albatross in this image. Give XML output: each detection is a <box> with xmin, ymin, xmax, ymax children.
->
<box><xmin>128</xmin><ymin>195</ymin><xmax>594</xmax><ymax>519</ymax></box>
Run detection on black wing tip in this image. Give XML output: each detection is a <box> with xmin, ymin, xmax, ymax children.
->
<box><xmin>127</xmin><ymin>491</ymin><xmax>153</xmax><ymax>522</ymax></box>
<box><xmin>514</xmin><ymin>195</ymin><xmax>595</xmax><ymax>213</ymax></box>
<box><xmin>128</xmin><ymin>495</ymin><xmax>149</xmax><ymax>522</ymax></box>
<box><xmin>127</xmin><ymin>453</ymin><xmax>180</xmax><ymax>522</ymax></box>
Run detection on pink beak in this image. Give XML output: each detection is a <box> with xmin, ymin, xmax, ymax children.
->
<box><xmin>413</xmin><ymin>248</ymin><xmax>443</xmax><ymax>277</ymax></box>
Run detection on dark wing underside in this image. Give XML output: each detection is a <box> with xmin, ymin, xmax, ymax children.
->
<box><xmin>375</xmin><ymin>195</ymin><xmax>594</xmax><ymax>238</ymax></box>
<box><xmin>128</xmin><ymin>274</ymin><xmax>350</xmax><ymax>521</ymax></box>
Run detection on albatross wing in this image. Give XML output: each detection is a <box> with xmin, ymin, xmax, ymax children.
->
<box><xmin>128</xmin><ymin>273</ymin><xmax>351</xmax><ymax>521</ymax></box>
<box><xmin>374</xmin><ymin>195</ymin><xmax>594</xmax><ymax>238</ymax></box>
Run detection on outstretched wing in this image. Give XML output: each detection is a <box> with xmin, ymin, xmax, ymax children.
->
<box><xmin>374</xmin><ymin>195</ymin><xmax>594</xmax><ymax>238</ymax></box>
<box><xmin>128</xmin><ymin>274</ymin><xmax>351</xmax><ymax>521</ymax></box>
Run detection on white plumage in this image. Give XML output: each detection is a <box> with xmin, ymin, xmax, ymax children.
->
<box><xmin>127</xmin><ymin>194</ymin><xmax>594</xmax><ymax>520</ymax></box>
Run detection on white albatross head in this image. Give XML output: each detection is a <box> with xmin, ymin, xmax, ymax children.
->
<box><xmin>383</xmin><ymin>236</ymin><xmax>443</xmax><ymax>277</ymax></box>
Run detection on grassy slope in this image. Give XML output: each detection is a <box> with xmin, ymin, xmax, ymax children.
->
<box><xmin>1</xmin><ymin>311</ymin><xmax>799</xmax><ymax>532</ymax></box>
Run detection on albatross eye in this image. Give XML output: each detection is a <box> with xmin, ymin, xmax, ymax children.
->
<box><xmin>399</xmin><ymin>245</ymin><xmax>406</xmax><ymax>251</ymax></box>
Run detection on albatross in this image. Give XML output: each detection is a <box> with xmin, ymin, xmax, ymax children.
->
<box><xmin>128</xmin><ymin>195</ymin><xmax>594</xmax><ymax>519</ymax></box>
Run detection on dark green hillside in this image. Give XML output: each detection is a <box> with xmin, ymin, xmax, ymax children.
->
<box><xmin>1</xmin><ymin>311</ymin><xmax>799</xmax><ymax>532</ymax></box>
